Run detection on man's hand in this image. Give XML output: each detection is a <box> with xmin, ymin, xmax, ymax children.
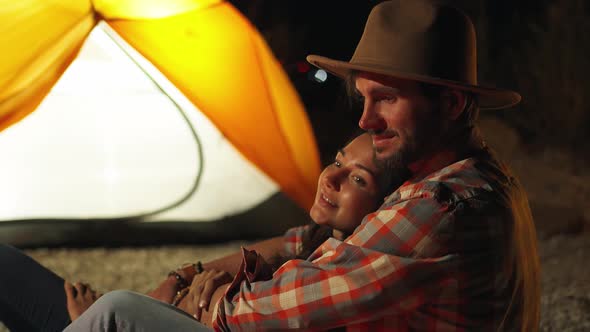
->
<box><xmin>178</xmin><ymin>270</ymin><xmax>233</xmax><ymax>321</ymax></box>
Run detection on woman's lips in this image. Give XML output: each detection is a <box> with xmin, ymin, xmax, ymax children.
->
<box><xmin>318</xmin><ymin>192</ymin><xmax>337</xmax><ymax>208</ymax></box>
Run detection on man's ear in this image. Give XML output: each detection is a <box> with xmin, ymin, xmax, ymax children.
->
<box><xmin>441</xmin><ymin>89</ymin><xmax>466</xmax><ymax>120</ymax></box>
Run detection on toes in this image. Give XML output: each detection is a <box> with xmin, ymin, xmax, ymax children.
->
<box><xmin>74</xmin><ymin>282</ymin><xmax>86</xmax><ymax>294</ymax></box>
<box><xmin>64</xmin><ymin>281</ymin><xmax>76</xmax><ymax>299</ymax></box>
<box><xmin>85</xmin><ymin>289</ymin><xmax>98</xmax><ymax>300</ymax></box>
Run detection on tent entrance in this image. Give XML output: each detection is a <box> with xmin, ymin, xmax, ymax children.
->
<box><xmin>0</xmin><ymin>23</ymin><xmax>308</xmax><ymax>247</ymax></box>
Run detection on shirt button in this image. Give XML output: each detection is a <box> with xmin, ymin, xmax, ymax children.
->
<box><xmin>455</xmin><ymin>202</ymin><xmax>466</xmax><ymax>214</ymax></box>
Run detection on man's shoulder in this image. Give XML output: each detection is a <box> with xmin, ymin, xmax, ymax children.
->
<box><xmin>387</xmin><ymin>155</ymin><xmax>500</xmax><ymax>206</ymax></box>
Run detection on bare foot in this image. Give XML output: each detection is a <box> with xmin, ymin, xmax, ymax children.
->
<box><xmin>64</xmin><ymin>281</ymin><xmax>101</xmax><ymax>321</ymax></box>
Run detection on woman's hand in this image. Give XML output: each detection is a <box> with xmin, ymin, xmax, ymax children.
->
<box><xmin>64</xmin><ymin>281</ymin><xmax>101</xmax><ymax>321</ymax></box>
<box><xmin>178</xmin><ymin>270</ymin><xmax>233</xmax><ymax>321</ymax></box>
<box><xmin>147</xmin><ymin>263</ymin><xmax>200</xmax><ymax>304</ymax></box>
<box><xmin>146</xmin><ymin>276</ymin><xmax>179</xmax><ymax>304</ymax></box>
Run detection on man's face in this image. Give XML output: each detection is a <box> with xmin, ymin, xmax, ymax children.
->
<box><xmin>355</xmin><ymin>73</ymin><xmax>443</xmax><ymax>169</ymax></box>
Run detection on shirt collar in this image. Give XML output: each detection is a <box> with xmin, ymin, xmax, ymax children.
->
<box><xmin>406</xmin><ymin>149</ymin><xmax>459</xmax><ymax>182</ymax></box>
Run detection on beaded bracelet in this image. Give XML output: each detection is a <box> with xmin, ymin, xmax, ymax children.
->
<box><xmin>168</xmin><ymin>261</ymin><xmax>204</xmax><ymax>306</ymax></box>
<box><xmin>195</xmin><ymin>261</ymin><xmax>204</xmax><ymax>274</ymax></box>
<box><xmin>167</xmin><ymin>270</ymin><xmax>189</xmax><ymax>290</ymax></box>
<box><xmin>172</xmin><ymin>287</ymin><xmax>190</xmax><ymax>306</ymax></box>
<box><xmin>177</xmin><ymin>261</ymin><xmax>204</xmax><ymax>276</ymax></box>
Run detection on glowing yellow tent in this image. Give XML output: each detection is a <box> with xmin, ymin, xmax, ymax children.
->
<box><xmin>0</xmin><ymin>0</ymin><xmax>321</xmax><ymax>245</ymax></box>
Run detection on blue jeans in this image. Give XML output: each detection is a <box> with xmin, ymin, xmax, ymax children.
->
<box><xmin>64</xmin><ymin>290</ymin><xmax>213</xmax><ymax>331</ymax></box>
<box><xmin>0</xmin><ymin>244</ymin><xmax>70</xmax><ymax>332</ymax></box>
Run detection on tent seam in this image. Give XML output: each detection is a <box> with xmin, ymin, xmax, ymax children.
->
<box><xmin>246</xmin><ymin>20</ymin><xmax>311</xmax><ymax>206</ymax></box>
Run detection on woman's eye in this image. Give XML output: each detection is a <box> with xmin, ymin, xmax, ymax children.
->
<box><xmin>352</xmin><ymin>175</ymin><xmax>366</xmax><ymax>186</ymax></box>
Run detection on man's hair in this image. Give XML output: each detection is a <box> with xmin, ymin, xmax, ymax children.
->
<box><xmin>418</xmin><ymin>82</ymin><xmax>479</xmax><ymax>129</ymax></box>
<box><xmin>345</xmin><ymin>71</ymin><xmax>361</xmax><ymax>109</ymax></box>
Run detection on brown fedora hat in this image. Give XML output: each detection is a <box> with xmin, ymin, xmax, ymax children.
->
<box><xmin>307</xmin><ymin>0</ymin><xmax>521</xmax><ymax>110</ymax></box>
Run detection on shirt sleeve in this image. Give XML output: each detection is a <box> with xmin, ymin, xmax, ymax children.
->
<box><xmin>282</xmin><ymin>225</ymin><xmax>311</xmax><ymax>258</ymax></box>
<box><xmin>214</xmin><ymin>196</ymin><xmax>464</xmax><ymax>331</ymax></box>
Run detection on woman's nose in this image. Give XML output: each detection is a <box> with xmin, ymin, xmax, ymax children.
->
<box><xmin>324</xmin><ymin>170</ymin><xmax>342</xmax><ymax>191</ymax></box>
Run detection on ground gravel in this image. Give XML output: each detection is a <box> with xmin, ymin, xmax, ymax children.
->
<box><xmin>0</xmin><ymin>234</ymin><xmax>588</xmax><ymax>331</ymax></box>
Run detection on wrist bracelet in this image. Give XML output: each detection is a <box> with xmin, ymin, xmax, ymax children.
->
<box><xmin>195</xmin><ymin>261</ymin><xmax>204</xmax><ymax>274</ymax></box>
<box><xmin>168</xmin><ymin>262</ymin><xmax>204</xmax><ymax>306</ymax></box>
<box><xmin>178</xmin><ymin>261</ymin><xmax>204</xmax><ymax>276</ymax></box>
<box><xmin>172</xmin><ymin>287</ymin><xmax>189</xmax><ymax>306</ymax></box>
<box><xmin>167</xmin><ymin>270</ymin><xmax>189</xmax><ymax>290</ymax></box>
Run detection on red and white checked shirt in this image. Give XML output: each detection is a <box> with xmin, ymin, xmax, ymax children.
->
<box><xmin>215</xmin><ymin>148</ymin><xmax>521</xmax><ymax>331</ymax></box>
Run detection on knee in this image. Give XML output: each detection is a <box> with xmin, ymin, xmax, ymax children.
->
<box><xmin>0</xmin><ymin>244</ymin><xmax>24</xmax><ymax>275</ymax></box>
<box><xmin>77</xmin><ymin>291</ymin><xmax>144</xmax><ymax>325</ymax></box>
<box><xmin>65</xmin><ymin>291</ymin><xmax>146</xmax><ymax>332</ymax></box>
<box><xmin>0</xmin><ymin>244</ymin><xmax>18</xmax><ymax>258</ymax></box>
<box><xmin>92</xmin><ymin>290</ymin><xmax>144</xmax><ymax>314</ymax></box>
<box><xmin>0</xmin><ymin>244</ymin><xmax>31</xmax><ymax>267</ymax></box>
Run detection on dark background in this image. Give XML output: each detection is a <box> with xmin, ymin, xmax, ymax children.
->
<box><xmin>231</xmin><ymin>0</ymin><xmax>590</xmax><ymax>169</ymax></box>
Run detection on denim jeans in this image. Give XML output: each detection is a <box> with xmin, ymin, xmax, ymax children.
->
<box><xmin>0</xmin><ymin>244</ymin><xmax>70</xmax><ymax>332</ymax></box>
<box><xmin>64</xmin><ymin>290</ymin><xmax>213</xmax><ymax>332</ymax></box>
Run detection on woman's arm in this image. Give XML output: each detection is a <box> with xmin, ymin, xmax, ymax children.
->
<box><xmin>147</xmin><ymin>236</ymin><xmax>285</xmax><ymax>303</ymax></box>
<box><xmin>197</xmin><ymin>283</ymin><xmax>230</xmax><ymax>328</ymax></box>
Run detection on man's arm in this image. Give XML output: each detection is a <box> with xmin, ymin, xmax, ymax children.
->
<box><xmin>202</xmin><ymin>236</ymin><xmax>285</xmax><ymax>276</ymax></box>
<box><xmin>186</xmin><ymin>223</ymin><xmax>309</xmax><ymax>280</ymax></box>
<box><xmin>215</xmin><ymin>197</ymin><xmax>465</xmax><ymax>331</ymax></box>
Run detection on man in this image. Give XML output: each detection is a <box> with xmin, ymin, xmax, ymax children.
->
<box><xmin>65</xmin><ymin>1</ymin><xmax>540</xmax><ymax>331</ymax></box>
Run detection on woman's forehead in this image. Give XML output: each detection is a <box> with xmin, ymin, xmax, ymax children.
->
<box><xmin>342</xmin><ymin>134</ymin><xmax>375</xmax><ymax>164</ymax></box>
<box><xmin>346</xmin><ymin>133</ymin><xmax>372</xmax><ymax>149</ymax></box>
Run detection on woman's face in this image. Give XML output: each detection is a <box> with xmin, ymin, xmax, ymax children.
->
<box><xmin>309</xmin><ymin>133</ymin><xmax>382</xmax><ymax>236</ymax></box>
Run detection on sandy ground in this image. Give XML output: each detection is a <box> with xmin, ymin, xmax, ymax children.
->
<box><xmin>0</xmin><ymin>241</ymin><xmax>248</xmax><ymax>332</ymax></box>
<box><xmin>0</xmin><ymin>233</ymin><xmax>588</xmax><ymax>331</ymax></box>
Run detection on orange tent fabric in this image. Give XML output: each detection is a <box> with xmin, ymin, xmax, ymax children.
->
<box><xmin>0</xmin><ymin>0</ymin><xmax>320</xmax><ymax>210</ymax></box>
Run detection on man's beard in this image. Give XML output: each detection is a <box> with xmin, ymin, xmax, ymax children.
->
<box><xmin>372</xmin><ymin>141</ymin><xmax>413</xmax><ymax>191</ymax></box>
<box><xmin>371</xmin><ymin>113</ymin><xmax>446</xmax><ymax>191</ymax></box>
<box><xmin>373</xmin><ymin>133</ymin><xmax>417</xmax><ymax>170</ymax></box>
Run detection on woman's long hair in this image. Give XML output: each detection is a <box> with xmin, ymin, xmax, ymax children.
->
<box><xmin>498</xmin><ymin>172</ymin><xmax>541</xmax><ymax>332</ymax></box>
<box><xmin>472</xmin><ymin>144</ymin><xmax>540</xmax><ymax>332</ymax></box>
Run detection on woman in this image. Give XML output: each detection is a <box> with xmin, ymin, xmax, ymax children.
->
<box><xmin>0</xmin><ymin>133</ymin><xmax>392</xmax><ymax>331</ymax></box>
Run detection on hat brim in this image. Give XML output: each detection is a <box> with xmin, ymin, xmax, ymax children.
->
<box><xmin>307</xmin><ymin>55</ymin><xmax>521</xmax><ymax>110</ymax></box>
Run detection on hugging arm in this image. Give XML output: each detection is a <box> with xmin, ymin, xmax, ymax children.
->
<box><xmin>215</xmin><ymin>198</ymin><xmax>462</xmax><ymax>331</ymax></box>
<box><xmin>215</xmin><ymin>189</ymin><xmax>513</xmax><ymax>331</ymax></box>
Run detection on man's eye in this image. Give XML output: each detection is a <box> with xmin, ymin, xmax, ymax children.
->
<box><xmin>380</xmin><ymin>96</ymin><xmax>396</xmax><ymax>104</ymax></box>
<box><xmin>352</xmin><ymin>94</ymin><xmax>365</xmax><ymax>107</ymax></box>
<box><xmin>353</xmin><ymin>91</ymin><xmax>365</xmax><ymax>101</ymax></box>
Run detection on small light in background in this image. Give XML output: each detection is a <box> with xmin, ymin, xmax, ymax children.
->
<box><xmin>296</xmin><ymin>61</ymin><xmax>310</xmax><ymax>73</ymax></box>
<box><xmin>313</xmin><ymin>69</ymin><xmax>328</xmax><ymax>83</ymax></box>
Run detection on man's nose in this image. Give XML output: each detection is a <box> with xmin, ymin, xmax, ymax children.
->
<box><xmin>358</xmin><ymin>105</ymin><xmax>385</xmax><ymax>131</ymax></box>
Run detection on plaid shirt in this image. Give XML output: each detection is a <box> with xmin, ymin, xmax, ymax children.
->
<box><xmin>215</xmin><ymin>148</ymin><xmax>520</xmax><ymax>331</ymax></box>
